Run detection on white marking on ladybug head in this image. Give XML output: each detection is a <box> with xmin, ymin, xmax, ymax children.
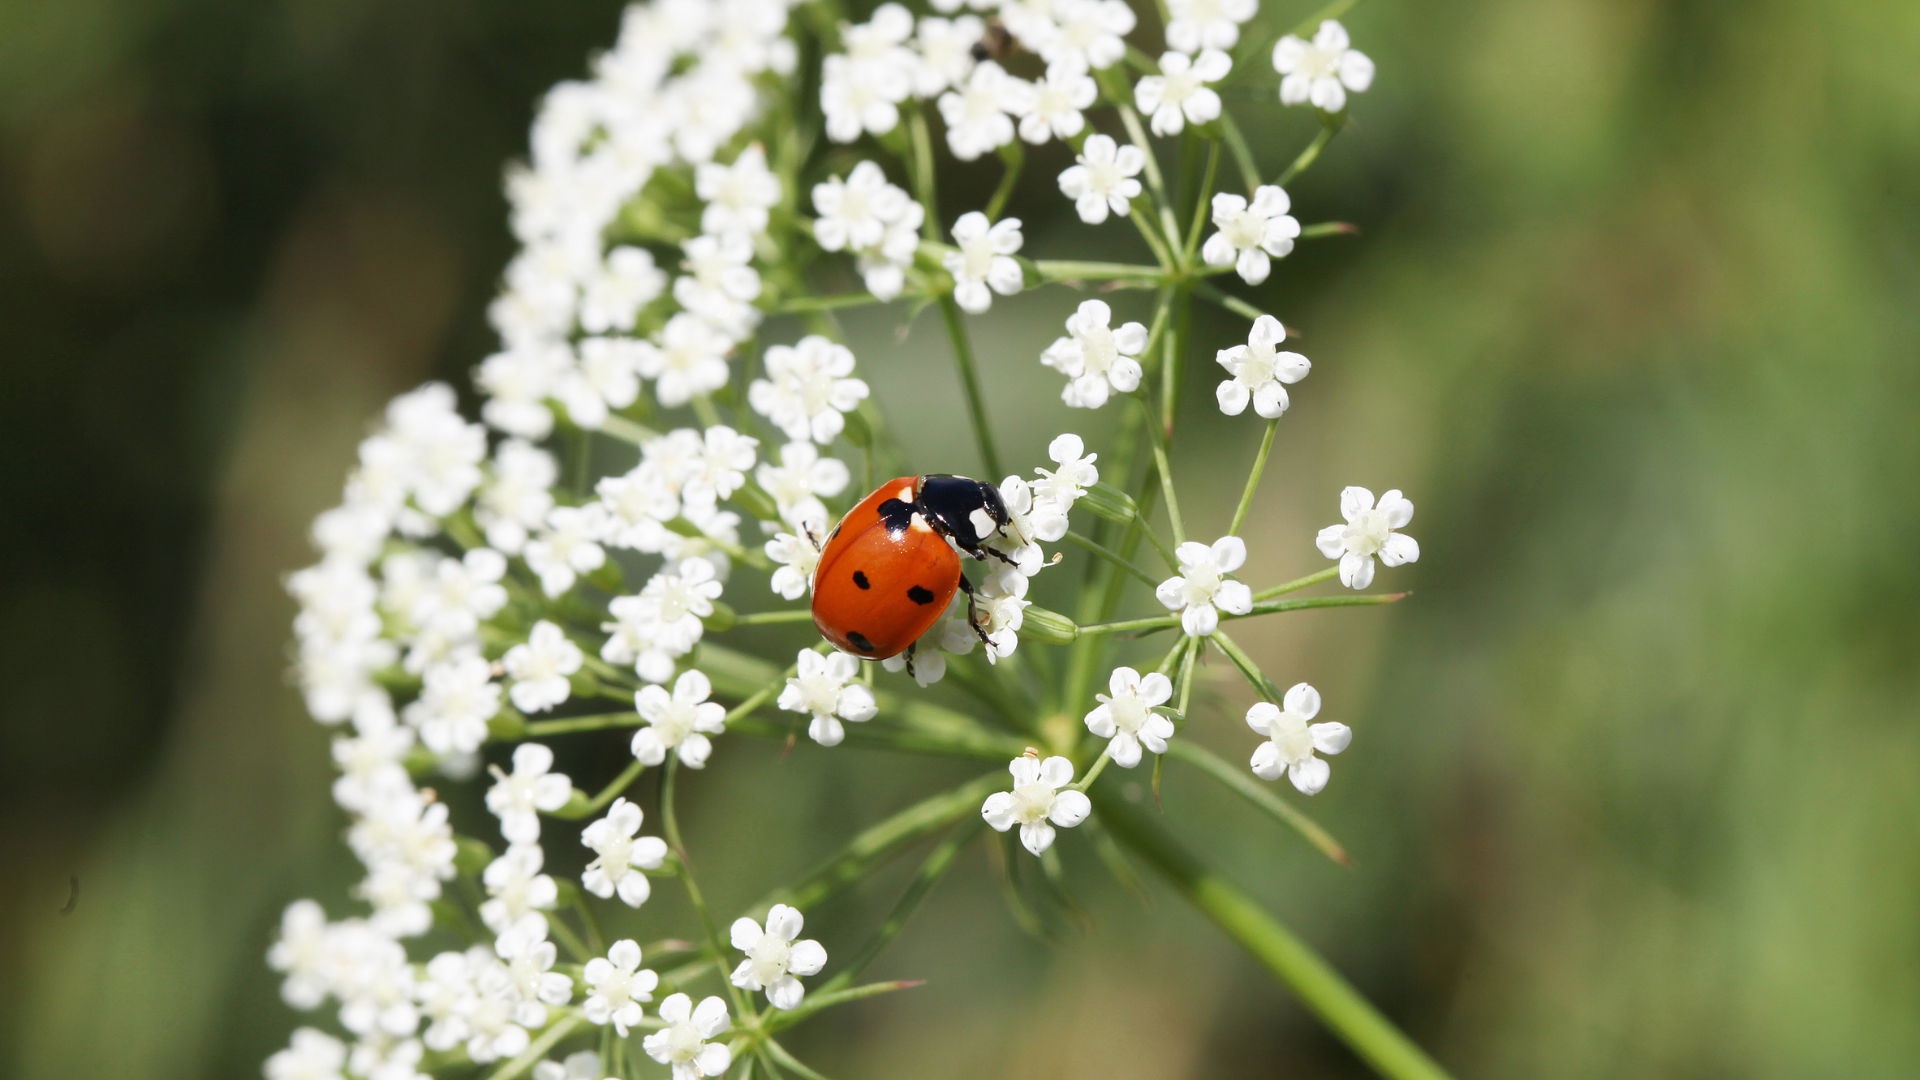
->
<box><xmin>969</xmin><ymin>507</ymin><xmax>996</xmax><ymax>538</ymax></box>
<box><xmin>897</xmin><ymin>485</ymin><xmax>914</xmax><ymax>502</ymax></box>
<box><xmin>910</xmin><ymin>512</ymin><xmax>933</xmax><ymax>533</ymax></box>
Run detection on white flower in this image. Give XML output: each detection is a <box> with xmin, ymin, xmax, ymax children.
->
<box><xmin>749</xmin><ymin>336</ymin><xmax>870</xmax><ymax>445</ymax></box>
<box><xmin>1057</xmin><ymin>133</ymin><xmax>1145</xmax><ymax>224</ymax></box>
<box><xmin>524</xmin><ymin>503</ymin><xmax>609</xmax><ymax>598</ymax></box>
<box><xmin>1134</xmin><ymin>49</ymin><xmax>1231</xmax><ymax>136</ymax></box>
<box><xmin>405</xmin><ymin>654</ymin><xmax>500</xmax><ymax>755</ymax></box>
<box><xmin>582</xmin><ymin>939</ymin><xmax>659</xmax><ymax>1036</ymax></box>
<box><xmin>581</xmin><ymin>798</ymin><xmax>670</xmax><ymax>908</ymax></box>
<box><xmin>330</xmin><ymin>926</ymin><xmax>420</xmax><ymax>1036</ymax></box>
<box><xmin>1315</xmin><ymin>487</ymin><xmax>1418</xmax><ymax>589</ymax></box>
<box><xmin>937</xmin><ymin>61</ymin><xmax>1031</xmax><ymax>161</ymax></box>
<box><xmin>765</xmin><ymin>531</ymin><xmax>822</xmax><ymax>600</ymax></box>
<box><xmin>680</xmin><ymin>425</ymin><xmax>759</xmax><ymax>509</ymax></box>
<box><xmin>1019</xmin><ymin>64</ymin><xmax>1096</xmax><ymax>144</ymax></box>
<box><xmin>811</xmin><ymin>161</ymin><xmax>908</xmax><ymax>253</ymax></box>
<box><xmin>673</xmin><ymin>232</ymin><xmax>761</xmax><ymax>337</ymax></box>
<box><xmin>1166</xmin><ymin>0</ymin><xmax>1257</xmax><ymax>54</ymax></box>
<box><xmin>911</xmin><ymin>15</ymin><xmax>983</xmax><ymax>97</ymax></box>
<box><xmin>756</xmin><ymin>441</ymin><xmax>851</xmax><ymax>533</ymax></box>
<box><xmin>579</xmin><ymin>246</ymin><xmax>666</xmax><ymax>334</ymax></box>
<box><xmin>642</xmin><ymin>994</ymin><xmax>733</xmax><ymax>1080</ymax></box>
<box><xmin>997</xmin><ymin>0</ymin><xmax>1061</xmax><ymax>51</ymax></box>
<box><xmin>479</xmin><ymin>846</ymin><xmax>559</xmax><ymax>935</ymax></box>
<box><xmin>532</xmin><ymin>1050</ymin><xmax>604</xmax><ymax>1080</ymax></box>
<box><xmin>635</xmin><ymin>312</ymin><xmax>734</xmax><ymax>409</ymax></box>
<box><xmin>495</xmin><ymin>914</ymin><xmax>573</xmax><ymax>1012</ymax></box>
<box><xmin>1085</xmin><ymin>667</ymin><xmax>1176</xmax><ymax>767</ymax></box>
<box><xmin>633</xmin><ymin>669</ymin><xmax>727</xmax><ymax>767</ymax></box>
<box><xmin>1042</xmin><ymin>0</ymin><xmax>1135</xmax><ymax>73</ymax></box>
<box><xmin>356</xmin><ymin>860</ymin><xmax>438</xmax><ymax>938</ymax></box>
<box><xmin>347</xmin><ymin>789</ymin><xmax>457</xmax><ymax>886</ymax></box>
<box><xmin>777</xmin><ymin>649</ymin><xmax>877</xmax><ymax>746</ymax></box>
<box><xmin>387</xmin><ymin>383</ymin><xmax>488</xmax><ymax>516</ymax></box>
<box><xmin>821</xmin><ymin>53</ymin><xmax>909</xmax><ymax>143</ymax></box>
<box><xmin>416</xmin><ymin>948</ymin><xmax>481</xmax><ymax>1052</ymax></box>
<box><xmin>856</xmin><ymin>198</ymin><xmax>925</xmax><ymax>300</ymax></box>
<box><xmin>267</xmin><ymin>900</ymin><xmax>333</xmax><ymax>1009</ymax></box>
<box><xmin>477</xmin><ymin>344</ymin><xmax>567</xmax><ymax>441</ymax></box>
<box><xmin>973</xmin><ymin>565</ymin><xmax>1031</xmax><ymax>660</ymax></box>
<box><xmin>412</xmin><ymin>547</ymin><xmax>508</xmax><ymax>640</ymax></box>
<box><xmin>1201</xmin><ymin>186</ymin><xmax>1300</xmax><ymax>285</ymax></box>
<box><xmin>695</xmin><ymin>143</ymin><xmax>782</xmax><ymax>238</ymax></box>
<box><xmin>1154</xmin><ymin>535</ymin><xmax>1255</xmax><ymax>636</ymax></box>
<box><xmin>348</xmin><ymin>1033</ymin><xmax>430</xmax><ymax>1080</ymax></box>
<box><xmin>1215</xmin><ymin>315</ymin><xmax>1311</xmax><ymax>418</ymax></box>
<box><xmin>729</xmin><ymin>904</ymin><xmax>828</xmax><ymax>1009</ymax></box>
<box><xmin>986</xmin><ymin>476</ymin><xmax>1061</xmax><ymax>575</ymax></box>
<box><xmin>943</xmin><ymin>212</ymin><xmax>1024</xmax><ymax>314</ymax></box>
<box><xmin>614</xmin><ymin>558</ymin><xmax>725</xmax><ymax>678</ymax></box>
<box><xmin>476</xmin><ymin>440</ymin><xmax>556</xmax><ymax>554</ymax></box>
<box><xmin>1274</xmin><ymin>20</ymin><xmax>1375</xmax><ymax>114</ymax></box>
<box><xmin>981</xmin><ymin>754</ymin><xmax>1093</xmax><ymax>855</ymax></box>
<box><xmin>1040</xmin><ymin>299</ymin><xmax>1146</xmax><ymax>409</ymax></box>
<box><xmin>485</xmin><ymin>742</ymin><xmax>574</xmax><ymax>843</ymax></box>
<box><xmin>1247</xmin><ymin>684</ymin><xmax>1352</xmax><ymax>794</ymax></box>
<box><xmin>659</xmin><ymin>503</ymin><xmax>742</xmax><ymax>580</ymax></box>
<box><xmin>266</xmin><ymin>1028</ymin><xmax>348</xmax><ymax>1080</ymax></box>
<box><xmin>558</xmin><ymin>336</ymin><xmax>645</xmax><ymax>429</ymax></box>
<box><xmin>503</xmin><ymin>622</ymin><xmax>583</xmax><ymax>714</ymax></box>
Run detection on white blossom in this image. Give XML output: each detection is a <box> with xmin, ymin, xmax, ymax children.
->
<box><xmin>349</xmin><ymin>1034</ymin><xmax>430</xmax><ymax>1080</ymax></box>
<box><xmin>330</xmin><ymin>714</ymin><xmax>416</xmax><ymax>814</ymax></box>
<box><xmin>1274</xmin><ymin>20</ymin><xmax>1375</xmax><ymax>113</ymax></box>
<box><xmin>485</xmin><ymin>742</ymin><xmax>573</xmax><ymax>843</ymax></box>
<box><xmin>1202</xmin><ymin>186</ymin><xmax>1300</xmax><ymax>285</ymax></box>
<box><xmin>558</xmin><ymin>335</ymin><xmax>645</xmax><ymax>429</ymax></box>
<box><xmin>524</xmin><ymin>503</ymin><xmax>609</xmax><ymax>598</ymax></box>
<box><xmin>604</xmin><ymin>559</ymin><xmax>725</xmax><ymax>681</ymax></box>
<box><xmin>411</xmin><ymin>547</ymin><xmax>509</xmax><ymax>641</ymax></box>
<box><xmin>1216</xmin><ymin>315</ymin><xmax>1310</xmax><ymax>418</ymax></box>
<box><xmin>1085</xmin><ymin>667</ymin><xmax>1176</xmax><ymax>767</ymax></box>
<box><xmin>1042</xmin><ymin>0</ymin><xmax>1135</xmax><ymax>72</ymax></box>
<box><xmin>730</xmin><ymin>905</ymin><xmax>827</xmax><ymax>1010</ymax></box>
<box><xmin>695</xmin><ymin>143</ymin><xmax>782</xmax><ymax>238</ymax></box>
<box><xmin>581</xmin><ymin>798</ymin><xmax>670</xmax><ymax>908</ymax></box>
<box><xmin>910</xmin><ymin>15</ymin><xmax>983</xmax><ymax>97</ymax></box>
<box><xmin>756</xmin><ymin>441</ymin><xmax>851</xmax><ymax>532</ymax></box>
<box><xmin>856</xmin><ymin>198</ymin><xmax>925</xmax><ymax>300</ymax></box>
<box><xmin>477</xmin><ymin>440</ymin><xmax>556</xmax><ymax>554</ymax></box>
<box><xmin>1019</xmin><ymin>64</ymin><xmax>1095</xmax><ymax>144</ymax></box>
<box><xmin>981</xmin><ymin>754</ymin><xmax>1093</xmax><ymax>855</ymax></box>
<box><xmin>532</xmin><ymin>1050</ymin><xmax>604</xmax><ymax>1080</ymax></box>
<box><xmin>1040</xmin><ymin>299</ymin><xmax>1146</xmax><ymax>408</ymax></box>
<box><xmin>998</xmin><ymin>0</ymin><xmax>1061</xmax><ymax>51</ymax></box>
<box><xmin>266</xmin><ymin>1028</ymin><xmax>348</xmax><ymax>1080</ymax></box>
<box><xmin>642</xmin><ymin>994</ymin><xmax>733</xmax><ymax>1080</ymax></box>
<box><xmin>973</xmin><ymin>565</ymin><xmax>1031</xmax><ymax>660</ymax></box>
<box><xmin>1166</xmin><ymin>0</ymin><xmax>1257</xmax><ymax>54</ymax></box>
<box><xmin>479</xmin><ymin>846</ymin><xmax>559</xmax><ymax>935</ymax></box>
<box><xmin>765</xmin><ymin>530</ymin><xmax>822</xmax><ymax>600</ymax></box>
<box><xmin>1032</xmin><ymin>432</ymin><xmax>1101</xmax><ymax>510</ymax></box>
<box><xmin>495</xmin><ymin>913</ymin><xmax>573</xmax><ymax>1009</ymax></box>
<box><xmin>812</xmin><ymin>161</ymin><xmax>908</xmax><ymax>254</ymax></box>
<box><xmin>1134</xmin><ymin>49</ymin><xmax>1231</xmax><ymax>136</ymax></box>
<box><xmin>673</xmin><ymin>232</ymin><xmax>761</xmax><ymax>337</ymax></box>
<box><xmin>778</xmin><ymin>649</ymin><xmax>877</xmax><ymax>746</ymax></box>
<box><xmin>632</xmin><ymin>669</ymin><xmax>727</xmax><ymax>768</ymax></box>
<box><xmin>749</xmin><ymin>336</ymin><xmax>870</xmax><ymax>445</ymax></box>
<box><xmin>679</xmin><ymin>425</ymin><xmax>758</xmax><ymax>509</ymax></box>
<box><xmin>1247</xmin><ymin>684</ymin><xmax>1352</xmax><ymax>794</ymax></box>
<box><xmin>1058</xmin><ymin>133</ymin><xmax>1145</xmax><ymax>224</ymax></box>
<box><xmin>582</xmin><ymin>939</ymin><xmax>659</xmax><ymax>1036</ymax></box>
<box><xmin>1315</xmin><ymin>487</ymin><xmax>1418</xmax><ymax>589</ymax></box>
<box><xmin>635</xmin><ymin>312</ymin><xmax>734</xmax><ymax>409</ymax></box>
<box><xmin>502</xmin><ymin>622</ymin><xmax>583</xmax><ymax>714</ymax></box>
<box><xmin>1154</xmin><ymin>535</ymin><xmax>1254</xmax><ymax>637</ymax></box>
<box><xmin>943</xmin><ymin>212</ymin><xmax>1024</xmax><ymax>314</ymax></box>
<box><xmin>267</xmin><ymin>900</ymin><xmax>335</xmax><ymax>1009</ymax></box>
<box><xmin>985</xmin><ymin>477</ymin><xmax>1059</xmax><ymax>576</ymax></box>
<box><xmin>477</xmin><ymin>344</ymin><xmax>567</xmax><ymax>441</ymax></box>
<box><xmin>937</xmin><ymin>61</ymin><xmax>1031</xmax><ymax>161</ymax></box>
<box><xmin>387</xmin><ymin>383</ymin><xmax>488</xmax><ymax>516</ymax></box>
<box><xmin>579</xmin><ymin>246</ymin><xmax>666</xmax><ymax>334</ymax></box>
<box><xmin>405</xmin><ymin>653</ymin><xmax>501</xmax><ymax>755</ymax></box>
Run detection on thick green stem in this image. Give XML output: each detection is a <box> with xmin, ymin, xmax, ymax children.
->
<box><xmin>937</xmin><ymin>296</ymin><xmax>1004</xmax><ymax>480</ymax></box>
<box><xmin>1095</xmin><ymin>793</ymin><xmax>1455</xmax><ymax>1080</ymax></box>
<box><xmin>1230</xmin><ymin>419</ymin><xmax>1281</xmax><ymax>536</ymax></box>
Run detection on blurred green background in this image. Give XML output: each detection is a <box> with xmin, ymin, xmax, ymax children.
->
<box><xmin>4</xmin><ymin>0</ymin><xmax>1919</xmax><ymax>1077</ymax></box>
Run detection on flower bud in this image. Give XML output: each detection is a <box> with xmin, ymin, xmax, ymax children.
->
<box><xmin>487</xmin><ymin>709</ymin><xmax>527</xmax><ymax>740</ymax></box>
<box><xmin>1079</xmin><ymin>481</ymin><xmax>1138</xmax><ymax>524</ymax></box>
<box><xmin>1018</xmin><ymin>605</ymin><xmax>1078</xmax><ymax>645</ymax></box>
<box><xmin>701</xmin><ymin>601</ymin><xmax>738</xmax><ymax>633</ymax></box>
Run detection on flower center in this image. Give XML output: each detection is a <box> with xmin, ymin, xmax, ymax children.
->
<box><xmin>747</xmin><ymin>935</ymin><xmax>792</xmax><ymax>986</ymax></box>
<box><xmin>1296</xmin><ymin>44</ymin><xmax>1339</xmax><ymax>81</ymax></box>
<box><xmin>654</xmin><ymin>702</ymin><xmax>697</xmax><ymax>746</ymax></box>
<box><xmin>960</xmin><ymin>235</ymin><xmax>996</xmax><ymax>279</ymax></box>
<box><xmin>1223</xmin><ymin>208</ymin><xmax>1267</xmax><ymax>248</ymax></box>
<box><xmin>1085</xmin><ymin>158</ymin><xmax>1125</xmax><ymax>193</ymax></box>
<box><xmin>1165</xmin><ymin>69</ymin><xmax>1203</xmax><ymax>103</ymax></box>
<box><xmin>1269</xmin><ymin>711</ymin><xmax>1315</xmax><ymax>764</ymax></box>
<box><xmin>797</xmin><ymin>674</ymin><xmax>843</xmax><ymax>715</ymax></box>
<box><xmin>1011</xmin><ymin>780</ymin><xmax>1055</xmax><ymax>823</ymax></box>
<box><xmin>795</xmin><ymin>367</ymin><xmax>836</xmax><ymax>413</ymax></box>
<box><xmin>600</xmin><ymin>834</ymin><xmax>634</xmax><ymax>875</ymax></box>
<box><xmin>1342</xmin><ymin>508</ymin><xmax>1391</xmax><ymax>556</ymax></box>
<box><xmin>1078</xmin><ymin>324</ymin><xmax>1118</xmax><ymax>375</ymax></box>
<box><xmin>1179</xmin><ymin>564</ymin><xmax>1222</xmax><ymax>606</ymax></box>
<box><xmin>1107</xmin><ymin>693</ymin><xmax>1152</xmax><ymax>735</ymax></box>
<box><xmin>663</xmin><ymin>1020</ymin><xmax>705</xmax><ymax>1062</ymax></box>
<box><xmin>1234</xmin><ymin>344</ymin><xmax>1276</xmax><ymax>385</ymax></box>
<box><xmin>598</xmin><ymin>967</ymin><xmax>634</xmax><ymax>1007</ymax></box>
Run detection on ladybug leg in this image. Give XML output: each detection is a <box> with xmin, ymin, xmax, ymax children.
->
<box><xmin>903</xmin><ymin>640</ymin><xmax>917</xmax><ymax>680</ymax></box>
<box><xmin>955</xmin><ymin>573</ymin><xmax>993</xmax><ymax>648</ymax></box>
<box><xmin>803</xmin><ymin>523</ymin><xmax>823</xmax><ymax>552</ymax></box>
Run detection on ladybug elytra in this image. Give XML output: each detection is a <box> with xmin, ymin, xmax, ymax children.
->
<box><xmin>810</xmin><ymin>474</ymin><xmax>1014</xmax><ymax>667</ymax></box>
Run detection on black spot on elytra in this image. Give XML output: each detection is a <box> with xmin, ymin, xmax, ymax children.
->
<box><xmin>847</xmin><ymin>630</ymin><xmax>876</xmax><ymax>653</ymax></box>
<box><xmin>852</xmin><ymin>570</ymin><xmax>870</xmax><ymax>589</ymax></box>
<box><xmin>907</xmin><ymin>585</ymin><xmax>935</xmax><ymax>605</ymax></box>
<box><xmin>878</xmin><ymin>498</ymin><xmax>915</xmax><ymax>536</ymax></box>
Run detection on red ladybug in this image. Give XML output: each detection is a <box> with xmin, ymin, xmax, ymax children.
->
<box><xmin>811</xmin><ymin>474</ymin><xmax>1013</xmax><ymax>665</ymax></box>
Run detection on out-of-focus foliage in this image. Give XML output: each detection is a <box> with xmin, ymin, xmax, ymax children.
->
<box><xmin>3</xmin><ymin>1</ymin><xmax>1917</xmax><ymax>1078</ymax></box>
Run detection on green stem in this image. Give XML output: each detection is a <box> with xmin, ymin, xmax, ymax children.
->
<box><xmin>692</xmin><ymin>394</ymin><xmax>723</xmax><ymax>429</ymax></box>
<box><xmin>1163</xmin><ymin>740</ymin><xmax>1350</xmax><ymax>865</ymax></box>
<box><xmin>525</xmin><ymin>712</ymin><xmax>639</xmax><ymax>737</ymax></box>
<box><xmin>725</xmin><ymin>674</ymin><xmax>789</xmax><ymax>725</ymax></box>
<box><xmin>1217</xmin><ymin>113</ymin><xmax>1263</xmax><ymax>193</ymax></box>
<box><xmin>1063</xmin><ymin>529</ymin><xmax>1159</xmax><ymax>587</ymax></box>
<box><xmin>1127</xmin><ymin>200</ymin><xmax>1179</xmax><ymax>269</ymax></box>
<box><xmin>1230</xmin><ymin>419</ymin><xmax>1281</xmax><ymax>536</ymax></box>
<box><xmin>1071</xmin><ymin>747</ymin><xmax>1115</xmax><ymax>791</ymax></box>
<box><xmin>1193</xmin><ymin>280</ymin><xmax>1268</xmax><ymax>322</ymax></box>
<box><xmin>734</xmin><ymin>609</ymin><xmax>815</xmax><ymax>625</ymax></box>
<box><xmin>1184</xmin><ymin>139</ymin><xmax>1223</xmax><ymax>264</ymax></box>
<box><xmin>574</xmin><ymin>889</ymin><xmax>607</xmax><ymax>953</ymax></box>
<box><xmin>907</xmin><ymin>107</ymin><xmax>939</xmax><ymax>241</ymax></box>
<box><xmin>481</xmin><ymin>1014</ymin><xmax>585</xmax><ymax>1080</ymax></box>
<box><xmin>546</xmin><ymin>910</ymin><xmax>591</xmax><ymax>962</ymax></box>
<box><xmin>1276</xmin><ymin>117</ymin><xmax>1345</xmax><ymax>188</ymax></box>
<box><xmin>663</xmin><ymin>758</ymin><xmax>754</xmax><ymax>1018</ymax></box>
<box><xmin>1209</xmin><ymin>630</ymin><xmax>1278</xmax><ymax>700</ymax></box>
<box><xmin>580</xmin><ymin>758</ymin><xmax>646</xmax><ymax>817</ymax></box>
<box><xmin>598</xmin><ymin>414</ymin><xmax>661</xmax><ymax>447</ymax></box>
<box><xmin>986</xmin><ymin>141</ymin><xmax>1023</xmax><ymax>220</ymax></box>
<box><xmin>776</xmin><ymin>292</ymin><xmax>887</xmax><ymax>313</ymax></box>
<box><xmin>1032</xmin><ymin>260</ymin><xmax>1168</xmax><ymax>282</ymax></box>
<box><xmin>1255</xmin><ymin>566</ymin><xmax>1340</xmax><ymax>600</ymax></box>
<box><xmin>1075</xmin><ymin>592</ymin><xmax>1404</xmax><ymax>637</ymax></box>
<box><xmin>822</xmin><ymin>821</ymin><xmax>979</xmax><ymax>992</ymax></box>
<box><xmin>1291</xmin><ymin>0</ymin><xmax>1363</xmax><ymax>37</ymax></box>
<box><xmin>1142</xmin><ymin>397</ymin><xmax>1186</xmax><ymax>545</ymax></box>
<box><xmin>1095</xmin><ymin>793</ymin><xmax>1455</xmax><ymax>1080</ymax></box>
<box><xmin>937</xmin><ymin>296</ymin><xmax>1004</xmax><ymax>480</ymax></box>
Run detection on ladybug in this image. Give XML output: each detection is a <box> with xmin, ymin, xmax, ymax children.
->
<box><xmin>810</xmin><ymin>474</ymin><xmax>1014</xmax><ymax>667</ymax></box>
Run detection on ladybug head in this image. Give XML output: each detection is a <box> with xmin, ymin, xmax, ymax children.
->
<box><xmin>916</xmin><ymin>474</ymin><xmax>1010</xmax><ymax>556</ymax></box>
